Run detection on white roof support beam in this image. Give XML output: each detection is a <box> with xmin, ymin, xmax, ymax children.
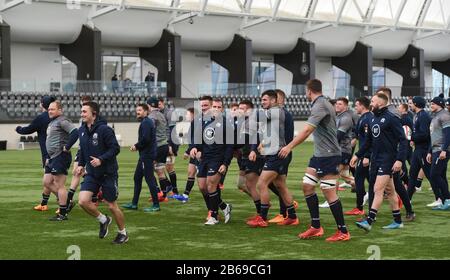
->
<box><xmin>235</xmin><ymin>0</ymin><xmax>245</xmax><ymax>12</ymax></box>
<box><xmin>89</xmin><ymin>0</ymin><xmax>125</xmax><ymax>20</ymax></box>
<box><xmin>352</xmin><ymin>0</ymin><xmax>365</xmax><ymax>20</ymax></box>
<box><xmin>360</xmin><ymin>27</ymin><xmax>390</xmax><ymax>38</ymax></box>
<box><xmin>244</xmin><ymin>0</ymin><xmax>253</xmax><ymax>13</ymax></box>
<box><xmin>303</xmin><ymin>22</ymin><xmax>333</xmax><ymax>35</ymax></box>
<box><xmin>240</xmin><ymin>0</ymin><xmax>280</xmax><ymax>31</ymax></box>
<box><xmin>306</xmin><ymin>0</ymin><xmax>318</xmax><ymax>18</ymax></box>
<box><xmin>0</xmin><ymin>0</ymin><xmax>31</xmax><ymax>12</ymax></box>
<box><xmin>240</xmin><ymin>17</ymin><xmax>269</xmax><ymax>30</ymax></box>
<box><xmin>447</xmin><ymin>15</ymin><xmax>450</xmax><ymax>30</ymax></box>
<box><xmin>336</xmin><ymin>0</ymin><xmax>348</xmax><ymax>23</ymax></box>
<box><xmin>416</xmin><ymin>0</ymin><xmax>431</xmax><ymax>27</ymax></box>
<box><xmin>364</xmin><ymin>0</ymin><xmax>377</xmax><ymax>22</ymax></box>
<box><xmin>270</xmin><ymin>0</ymin><xmax>282</xmax><ymax>20</ymax></box>
<box><xmin>393</xmin><ymin>0</ymin><xmax>407</xmax><ymax>28</ymax></box>
<box><xmin>168</xmin><ymin>11</ymin><xmax>200</xmax><ymax>25</ymax></box>
<box><xmin>199</xmin><ymin>0</ymin><xmax>208</xmax><ymax>16</ymax></box>
<box><xmin>413</xmin><ymin>30</ymin><xmax>442</xmax><ymax>41</ymax></box>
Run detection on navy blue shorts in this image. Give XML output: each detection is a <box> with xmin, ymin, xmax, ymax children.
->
<box><xmin>81</xmin><ymin>174</ymin><xmax>119</xmax><ymax>202</ymax></box>
<box><xmin>45</xmin><ymin>152</ymin><xmax>72</xmax><ymax>175</ymax></box>
<box><xmin>308</xmin><ymin>156</ymin><xmax>341</xmax><ymax>178</ymax></box>
<box><xmin>341</xmin><ymin>153</ymin><xmax>352</xmax><ymax>165</ymax></box>
<box><xmin>189</xmin><ymin>157</ymin><xmax>199</xmax><ymax>166</ymax></box>
<box><xmin>262</xmin><ymin>154</ymin><xmax>291</xmax><ymax>175</ymax></box>
<box><xmin>169</xmin><ymin>142</ymin><xmax>179</xmax><ymax>156</ymax></box>
<box><xmin>243</xmin><ymin>157</ymin><xmax>265</xmax><ymax>175</ymax></box>
<box><xmin>237</xmin><ymin>155</ymin><xmax>246</xmax><ymax>171</ymax></box>
<box><xmin>370</xmin><ymin>162</ymin><xmax>394</xmax><ymax>177</ymax></box>
<box><xmin>197</xmin><ymin>160</ymin><xmax>223</xmax><ymax>178</ymax></box>
<box><xmin>156</xmin><ymin>145</ymin><xmax>169</xmax><ymax>164</ymax></box>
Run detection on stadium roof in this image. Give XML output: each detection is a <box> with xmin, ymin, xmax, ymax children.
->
<box><xmin>1</xmin><ymin>0</ymin><xmax>449</xmax><ymax>60</ymax></box>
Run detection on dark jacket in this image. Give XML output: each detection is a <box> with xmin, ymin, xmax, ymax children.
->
<box><xmin>355</xmin><ymin>111</ymin><xmax>373</xmax><ymax>159</ymax></box>
<box><xmin>189</xmin><ymin>114</ymin><xmax>234</xmax><ymax>166</ymax></box>
<box><xmin>411</xmin><ymin>109</ymin><xmax>432</xmax><ymax>150</ymax></box>
<box><xmin>356</xmin><ymin>107</ymin><xmax>408</xmax><ymax>165</ymax></box>
<box><xmin>16</xmin><ymin>111</ymin><xmax>51</xmax><ymax>166</ymax></box>
<box><xmin>135</xmin><ymin>117</ymin><xmax>157</xmax><ymax>160</ymax></box>
<box><xmin>78</xmin><ymin>117</ymin><xmax>120</xmax><ymax>178</ymax></box>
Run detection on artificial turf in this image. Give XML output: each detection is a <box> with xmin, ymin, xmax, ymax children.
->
<box><xmin>0</xmin><ymin>143</ymin><xmax>449</xmax><ymax>260</ymax></box>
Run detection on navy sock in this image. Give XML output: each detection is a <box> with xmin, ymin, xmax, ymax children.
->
<box><xmin>169</xmin><ymin>171</ymin><xmax>178</xmax><ymax>193</ymax></box>
<box><xmin>392</xmin><ymin>209</ymin><xmax>402</xmax><ymax>224</ymax></box>
<box><xmin>184</xmin><ymin>177</ymin><xmax>195</xmax><ymax>195</ymax></box>
<box><xmin>305</xmin><ymin>193</ymin><xmax>320</xmax><ymax>229</ymax></box>
<box><xmin>260</xmin><ymin>204</ymin><xmax>270</xmax><ymax>220</ymax></box>
<box><xmin>279</xmin><ymin>196</ymin><xmax>287</xmax><ymax>217</ymax></box>
<box><xmin>67</xmin><ymin>189</ymin><xmax>76</xmax><ymax>202</ymax></box>
<box><xmin>416</xmin><ymin>177</ymin><xmax>423</xmax><ymax>188</ymax></box>
<box><xmin>41</xmin><ymin>193</ymin><xmax>50</xmax><ymax>206</ymax></box>
<box><xmin>286</xmin><ymin>204</ymin><xmax>297</xmax><ymax>219</ymax></box>
<box><xmin>367</xmin><ymin>208</ymin><xmax>378</xmax><ymax>225</ymax></box>
<box><xmin>208</xmin><ymin>191</ymin><xmax>220</xmax><ymax>219</ymax></box>
<box><xmin>202</xmin><ymin>192</ymin><xmax>210</xmax><ymax>210</ymax></box>
<box><xmin>329</xmin><ymin>199</ymin><xmax>347</xmax><ymax>234</ymax></box>
<box><xmin>59</xmin><ymin>204</ymin><xmax>67</xmax><ymax>216</ymax></box>
<box><xmin>254</xmin><ymin>200</ymin><xmax>261</xmax><ymax>214</ymax></box>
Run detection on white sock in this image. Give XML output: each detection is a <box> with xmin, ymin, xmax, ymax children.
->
<box><xmin>182</xmin><ymin>194</ymin><xmax>189</xmax><ymax>198</ymax></box>
<box><xmin>118</xmin><ymin>228</ymin><xmax>127</xmax><ymax>235</ymax></box>
<box><xmin>96</xmin><ymin>213</ymin><xmax>107</xmax><ymax>224</ymax></box>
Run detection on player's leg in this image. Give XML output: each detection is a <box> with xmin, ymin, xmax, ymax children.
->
<box><xmin>273</xmin><ymin>175</ymin><xmax>298</xmax><ymax>225</ymax></box>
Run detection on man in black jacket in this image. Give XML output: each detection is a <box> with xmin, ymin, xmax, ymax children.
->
<box><xmin>16</xmin><ymin>95</ymin><xmax>55</xmax><ymax>211</ymax></box>
<box><xmin>76</xmin><ymin>102</ymin><xmax>128</xmax><ymax>244</ymax></box>
<box><xmin>122</xmin><ymin>104</ymin><xmax>160</xmax><ymax>212</ymax></box>
<box><xmin>351</xmin><ymin>93</ymin><xmax>408</xmax><ymax>231</ymax></box>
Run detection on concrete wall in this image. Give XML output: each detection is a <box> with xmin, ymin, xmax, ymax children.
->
<box><xmin>181</xmin><ymin>51</ymin><xmax>212</xmax><ymax>98</ymax></box>
<box><xmin>315</xmin><ymin>57</ymin><xmax>333</xmax><ymax>97</ymax></box>
<box><xmin>384</xmin><ymin>67</ymin><xmax>403</xmax><ymax>97</ymax></box>
<box><xmin>275</xmin><ymin>64</ymin><xmax>294</xmax><ymax>96</ymax></box>
<box><xmin>11</xmin><ymin>42</ymin><xmax>62</xmax><ymax>92</ymax></box>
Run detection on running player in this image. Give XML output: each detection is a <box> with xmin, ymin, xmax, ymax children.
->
<box><xmin>279</xmin><ymin>79</ymin><xmax>350</xmax><ymax>242</ymax></box>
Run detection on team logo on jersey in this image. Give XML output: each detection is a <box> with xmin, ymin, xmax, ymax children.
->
<box><xmin>204</xmin><ymin>127</ymin><xmax>215</xmax><ymax>141</ymax></box>
<box><xmin>92</xmin><ymin>133</ymin><xmax>99</xmax><ymax>146</ymax></box>
<box><xmin>381</xmin><ymin>118</ymin><xmax>385</xmax><ymax>123</ymax></box>
<box><xmin>372</xmin><ymin>124</ymin><xmax>381</xmax><ymax>138</ymax></box>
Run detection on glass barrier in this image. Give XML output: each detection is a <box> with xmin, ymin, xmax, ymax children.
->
<box><xmin>3</xmin><ymin>79</ymin><xmax>167</xmax><ymax>96</ymax></box>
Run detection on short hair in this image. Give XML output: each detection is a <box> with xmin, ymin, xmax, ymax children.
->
<box><xmin>199</xmin><ymin>95</ymin><xmax>213</xmax><ymax>102</ymax></box>
<box><xmin>51</xmin><ymin>100</ymin><xmax>63</xmax><ymax>110</ymax></box>
<box><xmin>399</xmin><ymin>103</ymin><xmax>409</xmax><ymax>111</ymax></box>
<box><xmin>376</xmin><ymin>87</ymin><xmax>392</xmax><ymax>99</ymax></box>
<box><xmin>138</xmin><ymin>103</ymin><xmax>149</xmax><ymax>111</ymax></box>
<box><xmin>375</xmin><ymin>93</ymin><xmax>388</xmax><ymax>104</ymax></box>
<box><xmin>239</xmin><ymin>100</ymin><xmax>254</xmax><ymax>109</ymax></box>
<box><xmin>355</xmin><ymin>97</ymin><xmax>370</xmax><ymax>109</ymax></box>
<box><xmin>261</xmin><ymin>89</ymin><xmax>277</xmax><ymax>100</ymax></box>
<box><xmin>229</xmin><ymin>103</ymin><xmax>239</xmax><ymax>108</ymax></box>
<box><xmin>158</xmin><ymin>97</ymin><xmax>165</xmax><ymax>103</ymax></box>
<box><xmin>81</xmin><ymin>95</ymin><xmax>92</xmax><ymax>103</ymax></box>
<box><xmin>187</xmin><ymin>107</ymin><xmax>195</xmax><ymax>114</ymax></box>
<box><xmin>212</xmin><ymin>98</ymin><xmax>223</xmax><ymax>104</ymax></box>
<box><xmin>306</xmin><ymin>79</ymin><xmax>322</xmax><ymax>93</ymax></box>
<box><xmin>336</xmin><ymin>97</ymin><xmax>349</xmax><ymax>105</ymax></box>
<box><xmin>275</xmin><ymin>89</ymin><xmax>286</xmax><ymax>100</ymax></box>
<box><xmin>83</xmin><ymin>101</ymin><xmax>100</xmax><ymax>116</ymax></box>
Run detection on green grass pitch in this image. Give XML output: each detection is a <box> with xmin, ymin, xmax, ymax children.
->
<box><xmin>0</xmin><ymin>142</ymin><xmax>449</xmax><ymax>260</ymax></box>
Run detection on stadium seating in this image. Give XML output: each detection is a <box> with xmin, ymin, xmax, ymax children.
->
<box><xmin>0</xmin><ymin>91</ymin><xmax>436</xmax><ymax>122</ymax></box>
